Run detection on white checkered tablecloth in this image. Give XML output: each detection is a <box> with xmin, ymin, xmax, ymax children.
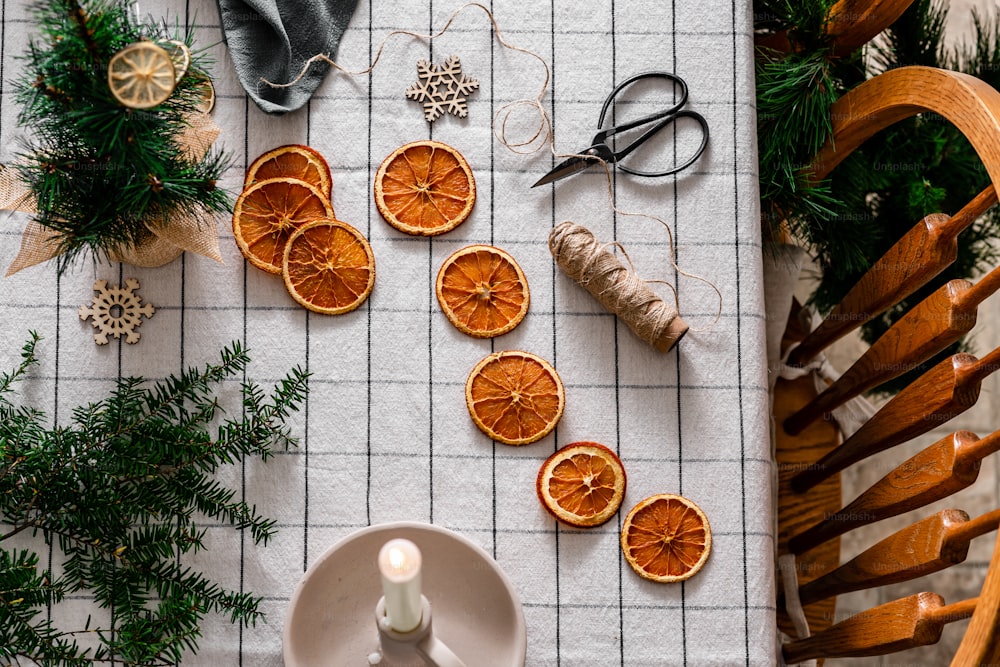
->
<box><xmin>0</xmin><ymin>0</ymin><xmax>771</xmax><ymax>664</ymax></box>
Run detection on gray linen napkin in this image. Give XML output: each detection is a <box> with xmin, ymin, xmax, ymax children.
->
<box><xmin>217</xmin><ymin>0</ymin><xmax>358</xmax><ymax>114</ymax></box>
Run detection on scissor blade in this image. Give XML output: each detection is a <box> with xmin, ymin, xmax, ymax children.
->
<box><xmin>531</xmin><ymin>155</ymin><xmax>595</xmax><ymax>188</ymax></box>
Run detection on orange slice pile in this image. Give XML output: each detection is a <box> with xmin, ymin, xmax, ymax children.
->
<box><xmin>536</xmin><ymin>442</ymin><xmax>626</xmax><ymax>527</ymax></box>
<box><xmin>233</xmin><ymin>146</ymin><xmax>375</xmax><ymax>315</ymax></box>
<box><xmin>436</xmin><ymin>245</ymin><xmax>529</xmax><ymax>338</ymax></box>
<box><xmin>283</xmin><ymin>219</ymin><xmax>375</xmax><ymax>315</ymax></box>
<box><xmin>621</xmin><ymin>494</ymin><xmax>712</xmax><ymax>583</ymax></box>
<box><xmin>465</xmin><ymin>350</ymin><xmax>564</xmax><ymax>445</ymax></box>
<box><xmin>374</xmin><ymin>140</ymin><xmax>476</xmax><ymax>236</ymax></box>
<box><xmin>245</xmin><ymin>144</ymin><xmax>333</xmax><ymax>199</ymax></box>
<box><xmin>232</xmin><ymin>177</ymin><xmax>334</xmax><ymax>274</ymax></box>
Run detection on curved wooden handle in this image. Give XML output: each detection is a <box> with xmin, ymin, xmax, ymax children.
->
<box><xmin>809</xmin><ymin>66</ymin><xmax>1000</xmax><ymax>185</ymax></box>
<box><xmin>952</xmin><ymin>530</ymin><xmax>1000</xmax><ymax>665</ymax></box>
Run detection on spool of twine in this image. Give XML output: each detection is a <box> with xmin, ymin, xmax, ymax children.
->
<box><xmin>549</xmin><ymin>221</ymin><xmax>688</xmax><ymax>352</ymax></box>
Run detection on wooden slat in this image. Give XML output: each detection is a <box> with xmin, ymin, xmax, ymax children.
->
<box><xmin>785</xmin><ymin>213</ymin><xmax>959</xmax><ymax>368</ymax></box>
<box><xmin>785</xmin><ymin>279</ymin><xmax>975</xmax><ymax>434</ymax></box>
<box><xmin>791</xmin><ymin>354</ymin><xmax>986</xmax><ymax>493</ymax></box>
<box><xmin>789</xmin><ymin>431</ymin><xmax>982</xmax><ymax>555</ymax></box>
<box><xmin>788</xmin><ymin>258</ymin><xmax>1000</xmax><ymax>432</ymax></box>
<box><xmin>796</xmin><ymin>510</ymin><xmax>970</xmax><ymax>606</ymax></box>
<box><xmin>782</xmin><ymin>593</ymin><xmax>946</xmax><ymax>664</ymax></box>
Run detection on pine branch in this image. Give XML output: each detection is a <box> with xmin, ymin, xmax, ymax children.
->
<box><xmin>60</xmin><ymin>0</ymin><xmax>103</xmax><ymax>62</ymax></box>
<box><xmin>0</xmin><ymin>337</ymin><xmax>309</xmax><ymax>664</ymax></box>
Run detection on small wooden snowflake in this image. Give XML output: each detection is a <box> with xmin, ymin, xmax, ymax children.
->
<box><xmin>79</xmin><ymin>278</ymin><xmax>155</xmax><ymax>345</ymax></box>
<box><xmin>405</xmin><ymin>55</ymin><xmax>480</xmax><ymax>122</ymax></box>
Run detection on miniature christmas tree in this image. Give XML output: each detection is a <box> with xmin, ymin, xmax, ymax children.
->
<box><xmin>9</xmin><ymin>0</ymin><xmax>229</xmax><ymax>271</ymax></box>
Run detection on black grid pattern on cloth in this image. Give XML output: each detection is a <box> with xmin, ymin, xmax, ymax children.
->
<box><xmin>0</xmin><ymin>0</ymin><xmax>773</xmax><ymax>664</ymax></box>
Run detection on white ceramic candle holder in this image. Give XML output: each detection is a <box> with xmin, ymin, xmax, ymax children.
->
<box><xmin>283</xmin><ymin>521</ymin><xmax>526</xmax><ymax>667</ymax></box>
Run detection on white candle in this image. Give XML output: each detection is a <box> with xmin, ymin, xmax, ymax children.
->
<box><xmin>378</xmin><ymin>538</ymin><xmax>422</xmax><ymax>632</ymax></box>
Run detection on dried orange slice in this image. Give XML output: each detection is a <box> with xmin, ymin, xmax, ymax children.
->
<box><xmin>232</xmin><ymin>177</ymin><xmax>334</xmax><ymax>274</ymax></box>
<box><xmin>108</xmin><ymin>41</ymin><xmax>177</xmax><ymax>109</ymax></box>
<box><xmin>465</xmin><ymin>350</ymin><xmax>564</xmax><ymax>446</ymax></box>
<box><xmin>621</xmin><ymin>494</ymin><xmax>712</xmax><ymax>583</ymax></box>
<box><xmin>536</xmin><ymin>442</ymin><xmax>626</xmax><ymax>527</ymax></box>
<box><xmin>436</xmin><ymin>245</ymin><xmax>529</xmax><ymax>338</ymax></box>
<box><xmin>374</xmin><ymin>140</ymin><xmax>476</xmax><ymax>236</ymax></box>
<box><xmin>282</xmin><ymin>218</ymin><xmax>375</xmax><ymax>315</ymax></box>
<box><xmin>245</xmin><ymin>145</ymin><xmax>333</xmax><ymax>200</ymax></box>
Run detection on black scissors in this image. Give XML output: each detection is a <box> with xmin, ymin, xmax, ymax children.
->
<box><xmin>532</xmin><ymin>71</ymin><xmax>709</xmax><ymax>188</ymax></box>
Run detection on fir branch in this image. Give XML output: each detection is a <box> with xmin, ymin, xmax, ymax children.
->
<box><xmin>0</xmin><ymin>338</ymin><xmax>309</xmax><ymax>664</ymax></box>
<box><xmin>870</xmin><ymin>0</ymin><xmax>947</xmax><ymax>73</ymax></box>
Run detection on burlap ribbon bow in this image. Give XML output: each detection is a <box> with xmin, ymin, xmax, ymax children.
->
<box><xmin>1</xmin><ymin>110</ymin><xmax>225</xmax><ymax>276</ymax></box>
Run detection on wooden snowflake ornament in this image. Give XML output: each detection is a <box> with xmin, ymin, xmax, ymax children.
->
<box><xmin>79</xmin><ymin>279</ymin><xmax>155</xmax><ymax>345</ymax></box>
<box><xmin>405</xmin><ymin>55</ymin><xmax>480</xmax><ymax>122</ymax></box>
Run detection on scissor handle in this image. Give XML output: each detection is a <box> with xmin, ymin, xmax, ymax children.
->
<box><xmin>596</xmin><ymin>71</ymin><xmax>689</xmax><ymax>136</ymax></box>
<box><xmin>593</xmin><ymin>71</ymin><xmax>709</xmax><ymax>178</ymax></box>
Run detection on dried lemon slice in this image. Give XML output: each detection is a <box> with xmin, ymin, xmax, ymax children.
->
<box><xmin>158</xmin><ymin>39</ymin><xmax>191</xmax><ymax>83</ymax></box>
<box><xmin>108</xmin><ymin>41</ymin><xmax>177</xmax><ymax>109</ymax></box>
<box><xmin>193</xmin><ymin>76</ymin><xmax>216</xmax><ymax>114</ymax></box>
